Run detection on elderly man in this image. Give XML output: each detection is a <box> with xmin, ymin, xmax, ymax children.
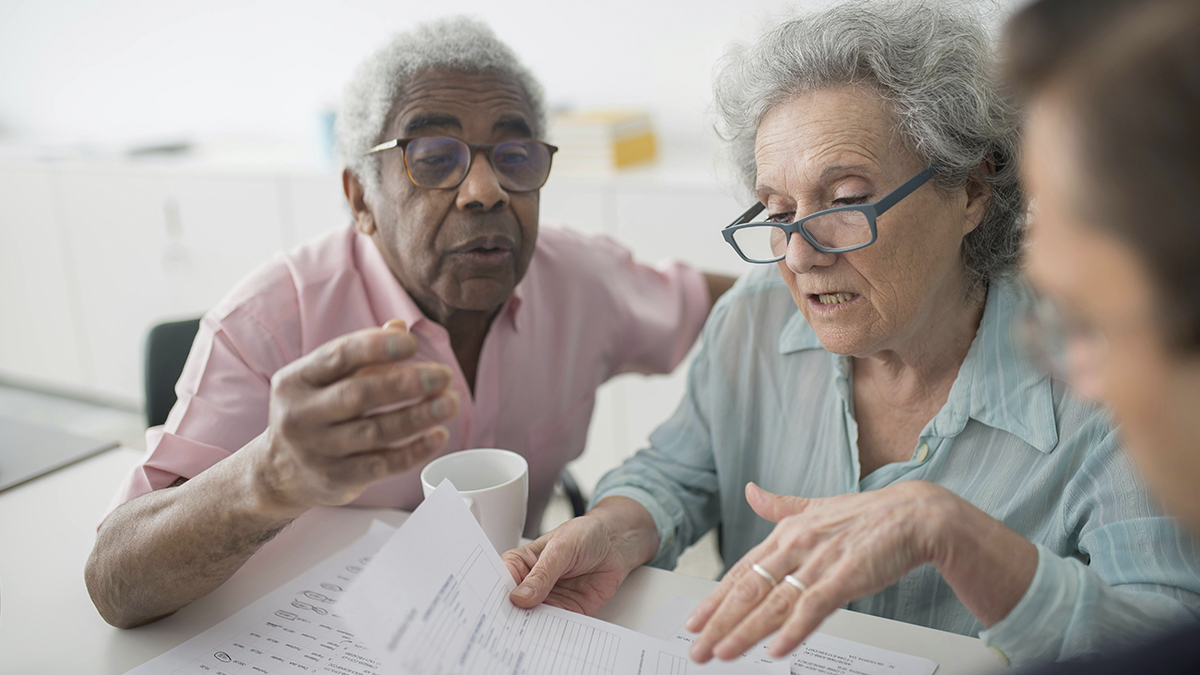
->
<box><xmin>85</xmin><ymin>17</ymin><xmax>735</xmax><ymax>628</ymax></box>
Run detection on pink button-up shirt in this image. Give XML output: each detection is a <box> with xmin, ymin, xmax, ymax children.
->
<box><xmin>109</xmin><ymin>225</ymin><xmax>708</xmax><ymax>533</ymax></box>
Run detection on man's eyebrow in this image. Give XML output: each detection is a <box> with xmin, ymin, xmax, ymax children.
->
<box><xmin>493</xmin><ymin>115</ymin><xmax>533</xmax><ymax>137</ymax></box>
<box><xmin>404</xmin><ymin>113</ymin><xmax>462</xmax><ymax>135</ymax></box>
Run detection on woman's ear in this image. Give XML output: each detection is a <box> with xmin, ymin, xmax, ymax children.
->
<box><xmin>962</xmin><ymin>157</ymin><xmax>996</xmax><ymax>236</ymax></box>
<box><xmin>343</xmin><ymin>168</ymin><xmax>376</xmax><ymax>236</ymax></box>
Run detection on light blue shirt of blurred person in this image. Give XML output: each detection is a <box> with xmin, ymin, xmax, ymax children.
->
<box><xmin>592</xmin><ymin>265</ymin><xmax>1200</xmax><ymax>666</ymax></box>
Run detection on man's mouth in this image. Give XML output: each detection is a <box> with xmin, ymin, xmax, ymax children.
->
<box><xmin>450</xmin><ymin>235</ymin><xmax>516</xmax><ymax>263</ymax></box>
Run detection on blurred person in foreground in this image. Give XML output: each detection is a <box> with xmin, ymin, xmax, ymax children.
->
<box><xmin>85</xmin><ymin>17</ymin><xmax>736</xmax><ymax>628</ymax></box>
<box><xmin>1005</xmin><ymin>0</ymin><xmax>1200</xmax><ymax>671</ymax></box>
<box><xmin>500</xmin><ymin>1</ymin><xmax>1200</xmax><ymax>668</ymax></box>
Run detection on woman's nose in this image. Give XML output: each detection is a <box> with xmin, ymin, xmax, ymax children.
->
<box><xmin>784</xmin><ymin>231</ymin><xmax>838</xmax><ymax>274</ymax></box>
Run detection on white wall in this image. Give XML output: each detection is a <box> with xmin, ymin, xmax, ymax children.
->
<box><xmin>0</xmin><ymin>0</ymin><xmax>825</xmax><ymax>152</ymax></box>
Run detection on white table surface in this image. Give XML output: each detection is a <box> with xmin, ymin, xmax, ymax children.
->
<box><xmin>0</xmin><ymin>447</ymin><xmax>1003</xmax><ymax>674</ymax></box>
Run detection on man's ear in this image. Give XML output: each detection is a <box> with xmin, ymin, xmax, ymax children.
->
<box><xmin>962</xmin><ymin>156</ymin><xmax>995</xmax><ymax>236</ymax></box>
<box><xmin>343</xmin><ymin>168</ymin><xmax>376</xmax><ymax>236</ymax></box>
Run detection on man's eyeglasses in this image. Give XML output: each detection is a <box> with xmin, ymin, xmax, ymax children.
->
<box><xmin>1018</xmin><ymin>291</ymin><xmax>1108</xmax><ymax>392</ymax></box>
<box><xmin>721</xmin><ymin>163</ymin><xmax>940</xmax><ymax>263</ymax></box>
<box><xmin>366</xmin><ymin>136</ymin><xmax>559</xmax><ymax>193</ymax></box>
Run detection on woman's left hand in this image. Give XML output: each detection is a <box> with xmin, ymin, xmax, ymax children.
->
<box><xmin>685</xmin><ymin>480</ymin><xmax>1037</xmax><ymax>663</ymax></box>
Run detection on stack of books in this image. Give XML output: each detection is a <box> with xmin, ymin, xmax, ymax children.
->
<box><xmin>547</xmin><ymin>109</ymin><xmax>657</xmax><ymax>173</ymax></box>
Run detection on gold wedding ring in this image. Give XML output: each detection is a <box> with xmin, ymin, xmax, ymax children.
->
<box><xmin>751</xmin><ymin>563</ymin><xmax>778</xmax><ymax>586</ymax></box>
<box><xmin>784</xmin><ymin>574</ymin><xmax>807</xmax><ymax>592</ymax></box>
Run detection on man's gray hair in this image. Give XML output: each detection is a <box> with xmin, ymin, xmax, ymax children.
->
<box><xmin>713</xmin><ymin>0</ymin><xmax>1023</xmax><ymax>287</ymax></box>
<box><xmin>336</xmin><ymin>16</ymin><xmax>547</xmax><ymax>197</ymax></box>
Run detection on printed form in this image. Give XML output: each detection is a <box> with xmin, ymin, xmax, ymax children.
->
<box><xmin>340</xmin><ymin>479</ymin><xmax>787</xmax><ymax>675</ymax></box>
<box><xmin>124</xmin><ymin>520</ymin><xmax>395</xmax><ymax>675</ymax></box>
<box><xmin>638</xmin><ymin>596</ymin><xmax>939</xmax><ymax>675</ymax></box>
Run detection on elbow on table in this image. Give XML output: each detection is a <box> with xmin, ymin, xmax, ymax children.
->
<box><xmin>84</xmin><ymin>541</ymin><xmax>177</xmax><ymax>629</ymax></box>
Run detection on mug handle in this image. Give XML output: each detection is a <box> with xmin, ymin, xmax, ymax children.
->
<box><xmin>462</xmin><ymin>495</ymin><xmax>482</xmax><ymax>524</ymax></box>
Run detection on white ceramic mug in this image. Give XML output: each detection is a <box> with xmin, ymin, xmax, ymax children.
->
<box><xmin>420</xmin><ymin>448</ymin><xmax>529</xmax><ymax>553</ymax></box>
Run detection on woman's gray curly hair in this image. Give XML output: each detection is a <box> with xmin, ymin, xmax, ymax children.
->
<box><xmin>713</xmin><ymin>0</ymin><xmax>1023</xmax><ymax>287</ymax></box>
<box><xmin>336</xmin><ymin>16</ymin><xmax>547</xmax><ymax>199</ymax></box>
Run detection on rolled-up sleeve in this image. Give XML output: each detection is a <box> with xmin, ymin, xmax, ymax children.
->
<box><xmin>103</xmin><ymin>307</ymin><xmax>280</xmax><ymax>521</ymax></box>
<box><xmin>980</xmin><ymin>429</ymin><xmax>1200</xmax><ymax>666</ymax></box>
<box><xmin>590</xmin><ymin>302</ymin><xmax>725</xmax><ymax>569</ymax></box>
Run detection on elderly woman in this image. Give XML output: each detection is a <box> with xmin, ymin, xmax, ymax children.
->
<box><xmin>1008</xmin><ymin>0</ymin><xmax>1200</xmax><ymax>671</ymax></box>
<box><xmin>502</xmin><ymin>1</ymin><xmax>1200</xmax><ymax>668</ymax></box>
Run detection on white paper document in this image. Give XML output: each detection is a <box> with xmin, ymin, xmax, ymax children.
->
<box><xmin>340</xmin><ymin>479</ymin><xmax>789</xmax><ymax>675</ymax></box>
<box><xmin>639</xmin><ymin>596</ymin><xmax>939</xmax><ymax>675</ymax></box>
<box><xmin>124</xmin><ymin>519</ymin><xmax>398</xmax><ymax>675</ymax></box>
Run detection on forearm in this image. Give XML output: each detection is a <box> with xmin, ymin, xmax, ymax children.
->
<box><xmin>85</xmin><ymin>440</ymin><xmax>306</xmax><ymax>628</ymax></box>
<box><xmin>977</xmin><ymin>545</ymin><xmax>1199</xmax><ymax>666</ymax></box>
<box><xmin>589</xmin><ymin>496</ymin><xmax>660</xmax><ymax>572</ymax></box>
<box><xmin>933</xmin><ymin>499</ymin><xmax>1039</xmax><ymax>627</ymax></box>
<box><xmin>592</xmin><ymin>444</ymin><xmax>721</xmax><ymax>570</ymax></box>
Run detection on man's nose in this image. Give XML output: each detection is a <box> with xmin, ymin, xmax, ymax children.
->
<box><xmin>456</xmin><ymin>149</ymin><xmax>508</xmax><ymax>211</ymax></box>
<box><xmin>784</xmin><ymin>231</ymin><xmax>838</xmax><ymax>274</ymax></box>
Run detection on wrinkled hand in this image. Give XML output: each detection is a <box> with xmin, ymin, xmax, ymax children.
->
<box><xmin>686</xmin><ymin>481</ymin><xmax>959</xmax><ymax>662</ymax></box>
<box><xmin>502</xmin><ymin>498</ymin><xmax>658</xmax><ymax>616</ymax></box>
<box><xmin>250</xmin><ymin>319</ymin><xmax>458</xmax><ymax>511</ymax></box>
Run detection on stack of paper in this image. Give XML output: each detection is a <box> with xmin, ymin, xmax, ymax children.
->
<box><xmin>341</xmin><ymin>480</ymin><xmax>784</xmax><ymax>674</ymax></box>
<box><xmin>122</xmin><ymin>483</ymin><xmax>938</xmax><ymax>675</ymax></box>
<box><xmin>548</xmin><ymin>109</ymin><xmax>657</xmax><ymax>173</ymax></box>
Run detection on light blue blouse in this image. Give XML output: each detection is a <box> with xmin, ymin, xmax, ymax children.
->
<box><xmin>592</xmin><ymin>265</ymin><xmax>1200</xmax><ymax>667</ymax></box>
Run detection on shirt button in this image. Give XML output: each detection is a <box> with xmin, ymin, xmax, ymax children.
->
<box><xmin>988</xmin><ymin>645</ymin><xmax>1010</xmax><ymax>667</ymax></box>
<box><xmin>915</xmin><ymin>443</ymin><xmax>930</xmax><ymax>463</ymax></box>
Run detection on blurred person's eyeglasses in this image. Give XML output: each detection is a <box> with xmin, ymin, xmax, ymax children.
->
<box><xmin>721</xmin><ymin>163</ymin><xmax>940</xmax><ymax>263</ymax></box>
<box><xmin>1018</xmin><ymin>291</ymin><xmax>1109</xmax><ymax>394</ymax></box>
<box><xmin>366</xmin><ymin>136</ymin><xmax>558</xmax><ymax>193</ymax></box>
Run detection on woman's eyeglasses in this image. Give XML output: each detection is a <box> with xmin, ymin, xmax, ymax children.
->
<box><xmin>721</xmin><ymin>163</ymin><xmax>940</xmax><ymax>263</ymax></box>
<box><xmin>366</xmin><ymin>136</ymin><xmax>558</xmax><ymax>193</ymax></box>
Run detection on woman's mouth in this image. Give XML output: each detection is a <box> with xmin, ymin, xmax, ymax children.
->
<box><xmin>816</xmin><ymin>292</ymin><xmax>855</xmax><ymax>305</ymax></box>
<box><xmin>808</xmin><ymin>292</ymin><xmax>859</xmax><ymax>311</ymax></box>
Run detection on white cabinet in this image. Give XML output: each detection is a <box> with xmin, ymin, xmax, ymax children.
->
<box><xmin>0</xmin><ymin>163</ymin><xmax>88</xmax><ymax>390</ymax></box>
<box><xmin>282</xmin><ymin>171</ymin><xmax>350</xmax><ymax>247</ymax></box>
<box><xmin>539</xmin><ymin>182</ymin><xmax>611</xmax><ymax>237</ymax></box>
<box><xmin>614</xmin><ymin>185</ymin><xmax>751</xmax><ymax>276</ymax></box>
<box><xmin>51</xmin><ymin>167</ymin><xmax>285</xmax><ymax>404</ymax></box>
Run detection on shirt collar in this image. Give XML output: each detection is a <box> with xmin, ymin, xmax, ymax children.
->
<box><xmin>504</xmin><ymin>281</ymin><xmax>525</xmax><ymax>332</ymax></box>
<box><xmin>777</xmin><ymin>279</ymin><xmax>1059</xmax><ymax>454</ymax></box>
<box><xmin>354</xmin><ymin>227</ymin><xmax>525</xmax><ymax>333</ymax></box>
<box><xmin>355</xmin><ymin>229</ymin><xmax>429</xmax><ymax>329</ymax></box>
<box><xmin>945</xmin><ymin>279</ymin><xmax>1059</xmax><ymax>454</ymax></box>
<box><xmin>779</xmin><ymin>310</ymin><xmax>825</xmax><ymax>354</ymax></box>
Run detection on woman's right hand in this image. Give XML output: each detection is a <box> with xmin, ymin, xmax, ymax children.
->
<box><xmin>502</xmin><ymin>496</ymin><xmax>659</xmax><ymax>616</ymax></box>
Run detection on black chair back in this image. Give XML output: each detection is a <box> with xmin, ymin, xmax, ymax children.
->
<box><xmin>144</xmin><ymin>318</ymin><xmax>202</xmax><ymax>428</ymax></box>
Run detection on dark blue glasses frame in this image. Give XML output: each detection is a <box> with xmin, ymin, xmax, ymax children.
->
<box><xmin>721</xmin><ymin>163</ymin><xmax>940</xmax><ymax>263</ymax></box>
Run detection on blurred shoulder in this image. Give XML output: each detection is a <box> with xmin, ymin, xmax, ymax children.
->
<box><xmin>704</xmin><ymin>263</ymin><xmax>802</xmax><ymax>346</ymax></box>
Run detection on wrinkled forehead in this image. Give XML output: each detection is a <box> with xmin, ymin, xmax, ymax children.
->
<box><xmin>384</xmin><ymin>69</ymin><xmax>537</xmax><ymax>141</ymax></box>
<box><xmin>753</xmin><ymin>85</ymin><xmax>908</xmax><ymax>187</ymax></box>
